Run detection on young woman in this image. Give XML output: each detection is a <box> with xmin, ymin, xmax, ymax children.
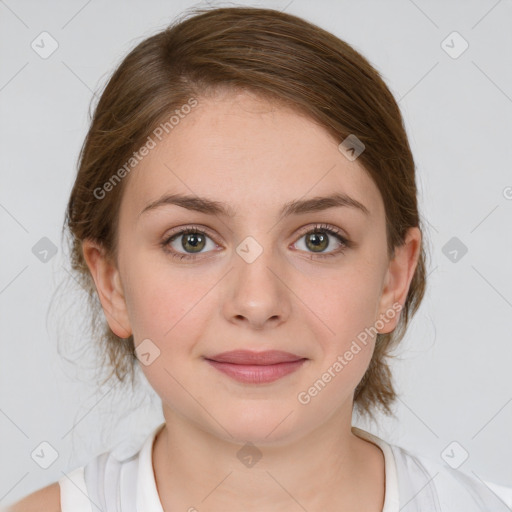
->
<box><xmin>7</xmin><ymin>5</ymin><xmax>510</xmax><ymax>511</ymax></box>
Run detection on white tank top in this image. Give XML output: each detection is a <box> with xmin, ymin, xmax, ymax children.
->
<box><xmin>58</xmin><ymin>422</ymin><xmax>511</xmax><ymax>511</ymax></box>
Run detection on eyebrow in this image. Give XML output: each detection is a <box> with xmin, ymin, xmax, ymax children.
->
<box><xmin>138</xmin><ymin>192</ymin><xmax>370</xmax><ymax>220</ymax></box>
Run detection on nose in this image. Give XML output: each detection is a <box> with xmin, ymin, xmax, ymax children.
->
<box><xmin>222</xmin><ymin>243</ymin><xmax>291</xmax><ymax>330</ymax></box>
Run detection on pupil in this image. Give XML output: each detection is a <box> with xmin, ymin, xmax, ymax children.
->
<box><xmin>184</xmin><ymin>233</ymin><xmax>204</xmax><ymax>252</ymax></box>
<box><xmin>307</xmin><ymin>232</ymin><xmax>328</xmax><ymax>252</ymax></box>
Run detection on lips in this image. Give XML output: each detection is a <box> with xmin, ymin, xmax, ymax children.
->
<box><xmin>206</xmin><ymin>350</ymin><xmax>304</xmax><ymax>365</ymax></box>
<box><xmin>204</xmin><ymin>350</ymin><xmax>307</xmax><ymax>384</ymax></box>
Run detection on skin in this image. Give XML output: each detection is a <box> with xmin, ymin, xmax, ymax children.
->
<box><xmin>82</xmin><ymin>88</ymin><xmax>421</xmax><ymax>512</ymax></box>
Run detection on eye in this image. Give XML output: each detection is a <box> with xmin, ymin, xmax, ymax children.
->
<box><xmin>161</xmin><ymin>223</ymin><xmax>352</xmax><ymax>262</ymax></box>
<box><xmin>161</xmin><ymin>226</ymin><xmax>218</xmax><ymax>261</ymax></box>
<box><xmin>292</xmin><ymin>223</ymin><xmax>351</xmax><ymax>259</ymax></box>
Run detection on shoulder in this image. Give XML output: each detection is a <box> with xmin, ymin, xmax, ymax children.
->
<box><xmin>390</xmin><ymin>443</ymin><xmax>512</xmax><ymax>511</ymax></box>
<box><xmin>4</xmin><ymin>482</ymin><xmax>61</xmax><ymax>512</ymax></box>
<box><xmin>2</xmin><ymin>430</ymin><xmax>152</xmax><ymax>512</ymax></box>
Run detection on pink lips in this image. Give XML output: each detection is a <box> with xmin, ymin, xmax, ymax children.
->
<box><xmin>205</xmin><ymin>350</ymin><xmax>307</xmax><ymax>384</ymax></box>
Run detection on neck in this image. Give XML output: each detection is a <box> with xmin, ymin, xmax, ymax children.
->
<box><xmin>152</xmin><ymin>408</ymin><xmax>385</xmax><ymax>512</ymax></box>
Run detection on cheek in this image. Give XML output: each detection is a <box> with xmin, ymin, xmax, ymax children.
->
<box><xmin>298</xmin><ymin>263</ymin><xmax>383</xmax><ymax>349</ymax></box>
<box><xmin>121</xmin><ymin>246</ymin><xmax>193</xmax><ymax>327</ymax></box>
<box><xmin>125</xmin><ymin>259</ymin><xmax>211</xmax><ymax>408</ymax></box>
<box><xmin>293</xmin><ymin>270</ymin><xmax>381</xmax><ymax>412</ymax></box>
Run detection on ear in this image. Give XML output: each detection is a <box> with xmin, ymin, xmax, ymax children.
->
<box><xmin>82</xmin><ymin>239</ymin><xmax>132</xmax><ymax>339</ymax></box>
<box><xmin>376</xmin><ymin>227</ymin><xmax>422</xmax><ymax>333</ymax></box>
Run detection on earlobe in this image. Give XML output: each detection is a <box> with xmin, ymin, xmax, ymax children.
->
<box><xmin>377</xmin><ymin>227</ymin><xmax>422</xmax><ymax>334</ymax></box>
<box><xmin>82</xmin><ymin>239</ymin><xmax>132</xmax><ymax>339</ymax></box>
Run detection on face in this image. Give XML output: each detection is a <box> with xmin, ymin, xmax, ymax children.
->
<box><xmin>84</xmin><ymin>88</ymin><xmax>420</xmax><ymax>445</ymax></box>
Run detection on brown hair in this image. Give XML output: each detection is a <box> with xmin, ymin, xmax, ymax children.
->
<box><xmin>63</xmin><ymin>5</ymin><xmax>427</xmax><ymax>422</ymax></box>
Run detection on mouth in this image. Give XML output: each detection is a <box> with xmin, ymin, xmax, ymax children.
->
<box><xmin>204</xmin><ymin>350</ymin><xmax>308</xmax><ymax>384</ymax></box>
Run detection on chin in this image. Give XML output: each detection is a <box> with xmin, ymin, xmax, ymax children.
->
<box><xmin>207</xmin><ymin>400</ymin><xmax>307</xmax><ymax>447</ymax></box>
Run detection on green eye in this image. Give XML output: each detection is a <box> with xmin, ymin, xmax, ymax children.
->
<box><xmin>161</xmin><ymin>223</ymin><xmax>351</xmax><ymax>262</ymax></box>
<box><xmin>293</xmin><ymin>225</ymin><xmax>350</xmax><ymax>258</ymax></box>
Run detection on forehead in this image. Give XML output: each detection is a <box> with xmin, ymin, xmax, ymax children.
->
<box><xmin>121</xmin><ymin>90</ymin><xmax>383</xmax><ymax>221</ymax></box>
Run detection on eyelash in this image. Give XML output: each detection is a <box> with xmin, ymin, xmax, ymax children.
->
<box><xmin>160</xmin><ymin>223</ymin><xmax>352</xmax><ymax>262</ymax></box>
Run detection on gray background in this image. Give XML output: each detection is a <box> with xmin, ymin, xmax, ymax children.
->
<box><xmin>1</xmin><ymin>0</ymin><xmax>511</xmax><ymax>507</ymax></box>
